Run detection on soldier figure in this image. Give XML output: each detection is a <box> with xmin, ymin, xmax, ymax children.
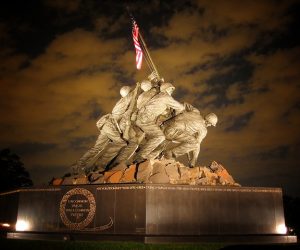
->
<box><xmin>134</xmin><ymin>82</ymin><xmax>185</xmax><ymax>162</ymax></box>
<box><xmin>72</xmin><ymin>86</ymin><xmax>133</xmax><ymax>174</ymax></box>
<box><xmin>136</xmin><ymin>80</ymin><xmax>159</xmax><ymax>110</ymax></box>
<box><xmin>163</xmin><ymin>111</ymin><xmax>218</xmax><ymax>167</ymax></box>
<box><xmin>111</xmin><ymin>80</ymin><xmax>159</xmax><ymax>165</ymax></box>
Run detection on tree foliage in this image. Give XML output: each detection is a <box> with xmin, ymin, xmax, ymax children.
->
<box><xmin>0</xmin><ymin>148</ymin><xmax>33</xmax><ymax>192</ymax></box>
<box><xmin>284</xmin><ymin>195</ymin><xmax>300</xmax><ymax>236</ymax></box>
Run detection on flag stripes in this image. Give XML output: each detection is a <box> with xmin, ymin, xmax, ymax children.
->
<box><xmin>132</xmin><ymin>20</ymin><xmax>143</xmax><ymax>70</ymax></box>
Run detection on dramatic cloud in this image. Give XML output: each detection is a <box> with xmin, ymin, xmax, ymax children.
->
<box><xmin>44</xmin><ymin>0</ymin><xmax>81</xmax><ymax>13</ymax></box>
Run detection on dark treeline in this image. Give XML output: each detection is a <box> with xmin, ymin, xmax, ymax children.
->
<box><xmin>283</xmin><ymin>195</ymin><xmax>300</xmax><ymax>236</ymax></box>
<box><xmin>0</xmin><ymin>148</ymin><xmax>33</xmax><ymax>193</ymax></box>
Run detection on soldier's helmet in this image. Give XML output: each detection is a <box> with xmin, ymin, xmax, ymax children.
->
<box><xmin>205</xmin><ymin>113</ymin><xmax>218</xmax><ymax>127</ymax></box>
<box><xmin>141</xmin><ymin>80</ymin><xmax>152</xmax><ymax>92</ymax></box>
<box><xmin>120</xmin><ymin>86</ymin><xmax>131</xmax><ymax>97</ymax></box>
<box><xmin>160</xmin><ymin>82</ymin><xmax>175</xmax><ymax>93</ymax></box>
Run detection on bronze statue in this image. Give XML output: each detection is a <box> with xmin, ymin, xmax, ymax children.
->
<box><xmin>71</xmin><ymin>74</ymin><xmax>217</xmax><ymax>175</ymax></box>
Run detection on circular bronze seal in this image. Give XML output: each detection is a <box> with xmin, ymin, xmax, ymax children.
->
<box><xmin>60</xmin><ymin>188</ymin><xmax>96</xmax><ymax>230</ymax></box>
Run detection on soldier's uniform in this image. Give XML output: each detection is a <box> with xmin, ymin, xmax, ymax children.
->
<box><xmin>136</xmin><ymin>88</ymin><xmax>158</xmax><ymax>110</ymax></box>
<box><xmin>76</xmin><ymin>91</ymin><xmax>133</xmax><ymax>172</ymax></box>
<box><xmin>163</xmin><ymin>110</ymin><xmax>207</xmax><ymax>167</ymax></box>
<box><xmin>113</xmin><ymin>87</ymin><xmax>158</xmax><ymax>164</ymax></box>
<box><xmin>135</xmin><ymin>92</ymin><xmax>184</xmax><ymax>160</ymax></box>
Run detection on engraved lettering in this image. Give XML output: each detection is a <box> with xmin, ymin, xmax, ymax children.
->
<box><xmin>60</xmin><ymin>188</ymin><xmax>96</xmax><ymax>230</ymax></box>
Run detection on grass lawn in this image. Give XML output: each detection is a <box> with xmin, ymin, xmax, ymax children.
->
<box><xmin>0</xmin><ymin>238</ymin><xmax>225</xmax><ymax>250</ymax></box>
<box><xmin>1</xmin><ymin>238</ymin><xmax>299</xmax><ymax>250</ymax></box>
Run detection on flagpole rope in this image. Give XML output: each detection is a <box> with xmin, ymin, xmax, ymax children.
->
<box><xmin>138</xmin><ymin>33</ymin><xmax>154</xmax><ymax>72</ymax></box>
<box><xmin>138</xmin><ymin>31</ymin><xmax>160</xmax><ymax>78</ymax></box>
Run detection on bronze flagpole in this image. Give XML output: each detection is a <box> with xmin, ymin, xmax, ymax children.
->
<box><xmin>138</xmin><ymin>31</ymin><xmax>160</xmax><ymax>80</ymax></box>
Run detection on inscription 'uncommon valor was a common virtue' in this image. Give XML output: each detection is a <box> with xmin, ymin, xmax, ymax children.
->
<box><xmin>60</xmin><ymin>188</ymin><xmax>96</xmax><ymax>230</ymax></box>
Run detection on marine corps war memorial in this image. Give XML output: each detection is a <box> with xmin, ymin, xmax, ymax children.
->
<box><xmin>0</xmin><ymin>15</ymin><xmax>297</xmax><ymax>245</ymax></box>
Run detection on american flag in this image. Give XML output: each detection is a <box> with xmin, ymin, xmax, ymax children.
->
<box><xmin>132</xmin><ymin>19</ymin><xmax>143</xmax><ymax>70</ymax></box>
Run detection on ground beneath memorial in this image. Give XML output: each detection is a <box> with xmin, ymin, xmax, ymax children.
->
<box><xmin>0</xmin><ymin>238</ymin><xmax>299</xmax><ymax>250</ymax></box>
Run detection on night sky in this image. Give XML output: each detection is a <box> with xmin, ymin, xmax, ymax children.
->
<box><xmin>1</xmin><ymin>1</ymin><xmax>300</xmax><ymax>196</ymax></box>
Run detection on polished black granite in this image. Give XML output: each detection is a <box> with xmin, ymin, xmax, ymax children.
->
<box><xmin>0</xmin><ymin>184</ymin><xmax>297</xmax><ymax>243</ymax></box>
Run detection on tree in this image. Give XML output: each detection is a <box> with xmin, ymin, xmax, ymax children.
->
<box><xmin>284</xmin><ymin>195</ymin><xmax>300</xmax><ymax>236</ymax></box>
<box><xmin>0</xmin><ymin>148</ymin><xmax>33</xmax><ymax>192</ymax></box>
